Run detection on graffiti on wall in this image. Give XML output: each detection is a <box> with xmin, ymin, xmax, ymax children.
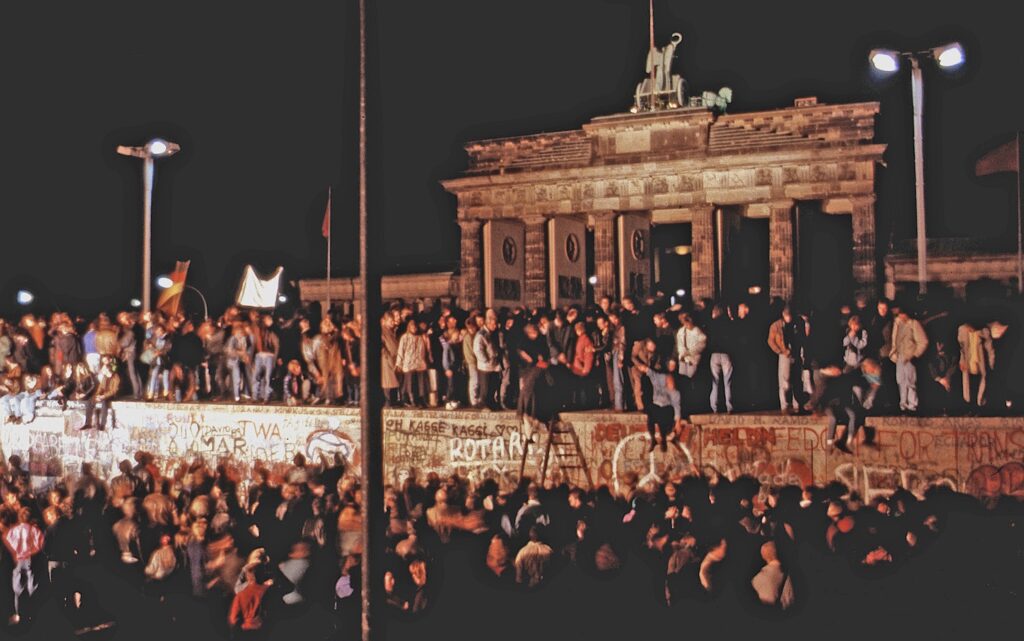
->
<box><xmin>699</xmin><ymin>424</ymin><xmax>818</xmax><ymax>488</ymax></box>
<box><xmin>0</xmin><ymin>401</ymin><xmax>362</xmax><ymax>486</ymax></box>
<box><xmin>1</xmin><ymin>403</ymin><xmax>1022</xmax><ymax>499</ymax></box>
<box><xmin>382</xmin><ymin>412</ymin><xmax>528</xmax><ymax>487</ymax></box>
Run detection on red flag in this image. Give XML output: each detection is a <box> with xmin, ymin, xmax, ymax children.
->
<box><xmin>976</xmin><ymin>135</ymin><xmax>1020</xmax><ymax>177</ymax></box>
<box><xmin>321</xmin><ymin>187</ymin><xmax>332</xmax><ymax>238</ymax></box>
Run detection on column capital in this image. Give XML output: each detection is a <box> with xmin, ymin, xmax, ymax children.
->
<box><xmin>521</xmin><ymin>214</ymin><xmax>548</xmax><ymax>226</ymax></box>
<box><xmin>850</xmin><ymin>194</ymin><xmax>877</xmax><ymax>207</ymax></box>
<box><xmin>457</xmin><ymin>218</ymin><xmax>483</xmax><ymax>229</ymax></box>
<box><xmin>687</xmin><ymin>204</ymin><xmax>717</xmax><ymax>216</ymax></box>
<box><xmin>767</xmin><ymin>199</ymin><xmax>795</xmax><ymax>210</ymax></box>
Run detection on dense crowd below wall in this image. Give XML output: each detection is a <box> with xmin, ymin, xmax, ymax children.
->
<box><xmin>1</xmin><ymin>291</ymin><xmax>1021</xmax><ymax>451</ymax></box>
<box><xmin>0</xmin><ymin>444</ymin><xmax>1020</xmax><ymax>636</ymax></box>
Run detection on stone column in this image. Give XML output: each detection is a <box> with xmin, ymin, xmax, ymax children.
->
<box><xmin>850</xmin><ymin>195</ymin><xmax>877</xmax><ymax>299</ymax></box>
<box><xmin>458</xmin><ymin>218</ymin><xmax>483</xmax><ymax>310</ymax></box>
<box><xmin>690</xmin><ymin>206</ymin><xmax>716</xmax><ymax>302</ymax></box>
<box><xmin>591</xmin><ymin>211</ymin><xmax>616</xmax><ymax>302</ymax></box>
<box><xmin>768</xmin><ymin>200</ymin><xmax>795</xmax><ymax>302</ymax></box>
<box><xmin>523</xmin><ymin>216</ymin><xmax>549</xmax><ymax>309</ymax></box>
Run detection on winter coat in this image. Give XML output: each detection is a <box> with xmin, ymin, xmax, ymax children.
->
<box><xmin>396</xmin><ymin>332</ymin><xmax>429</xmax><ymax>373</ymax></box>
<box><xmin>381</xmin><ymin>325</ymin><xmax>399</xmax><ymax>389</ymax></box>
<box><xmin>890</xmin><ymin>318</ymin><xmax>928</xmax><ymax>363</ymax></box>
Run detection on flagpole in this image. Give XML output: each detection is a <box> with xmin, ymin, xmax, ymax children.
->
<box><xmin>326</xmin><ymin>186</ymin><xmax>332</xmax><ymax>313</ymax></box>
<box><xmin>358</xmin><ymin>0</ymin><xmax>384</xmax><ymax>639</ymax></box>
<box><xmin>649</xmin><ymin>0</ymin><xmax>656</xmax><ymax>110</ymax></box>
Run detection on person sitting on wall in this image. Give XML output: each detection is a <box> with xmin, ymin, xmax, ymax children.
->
<box><xmin>282</xmin><ymin>359</ymin><xmax>311</xmax><ymax>406</ymax></box>
<box><xmin>637</xmin><ymin>344</ymin><xmax>683</xmax><ymax>453</ymax></box>
<box><xmin>83</xmin><ymin>356</ymin><xmax>120</xmax><ymax>430</ymax></box>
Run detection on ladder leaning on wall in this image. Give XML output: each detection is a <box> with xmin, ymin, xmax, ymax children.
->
<box><xmin>519</xmin><ymin>417</ymin><xmax>593</xmax><ymax>490</ymax></box>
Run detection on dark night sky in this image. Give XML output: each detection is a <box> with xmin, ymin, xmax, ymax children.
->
<box><xmin>1</xmin><ymin>0</ymin><xmax>1020</xmax><ymax>317</ymax></box>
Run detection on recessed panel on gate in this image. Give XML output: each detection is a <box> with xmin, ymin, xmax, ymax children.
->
<box><xmin>548</xmin><ymin>217</ymin><xmax>587</xmax><ymax>308</ymax></box>
<box><xmin>483</xmin><ymin>220</ymin><xmax>525</xmax><ymax>308</ymax></box>
<box><xmin>617</xmin><ymin>213</ymin><xmax>652</xmax><ymax>300</ymax></box>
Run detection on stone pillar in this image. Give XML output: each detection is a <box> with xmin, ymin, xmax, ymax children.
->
<box><xmin>690</xmin><ymin>206</ymin><xmax>716</xmax><ymax>302</ymax></box>
<box><xmin>458</xmin><ymin>218</ymin><xmax>483</xmax><ymax>310</ymax></box>
<box><xmin>768</xmin><ymin>200</ymin><xmax>795</xmax><ymax>302</ymax></box>
<box><xmin>523</xmin><ymin>216</ymin><xmax>549</xmax><ymax>309</ymax></box>
<box><xmin>850</xmin><ymin>195</ymin><xmax>877</xmax><ymax>299</ymax></box>
<box><xmin>591</xmin><ymin>211</ymin><xmax>616</xmax><ymax>302</ymax></box>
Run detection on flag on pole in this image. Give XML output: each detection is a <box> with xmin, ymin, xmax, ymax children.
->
<box><xmin>236</xmin><ymin>265</ymin><xmax>284</xmax><ymax>309</ymax></box>
<box><xmin>975</xmin><ymin>135</ymin><xmax>1020</xmax><ymax>177</ymax></box>
<box><xmin>156</xmin><ymin>260</ymin><xmax>190</xmax><ymax>316</ymax></box>
<box><xmin>322</xmin><ymin>187</ymin><xmax>332</xmax><ymax>238</ymax></box>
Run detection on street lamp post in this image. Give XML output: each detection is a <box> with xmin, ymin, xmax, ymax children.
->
<box><xmin>870</xmin><ymin>42</ymin><xmax>964</xmax><ymax>296</ymax></box>
<box><xmin>117</xmin><ymin>139</ymin><xmax>181</xmax><ymax>311</ymax></box>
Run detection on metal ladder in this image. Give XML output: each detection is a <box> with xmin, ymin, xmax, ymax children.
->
<box><xmin>519</xmin><ymin>418</ymin><xmax>593</xmax><ymax>489</ymax></box>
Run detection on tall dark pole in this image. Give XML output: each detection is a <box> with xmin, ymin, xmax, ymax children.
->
<box><xmin>357</xmin><ymin>0</ymin><xmax>384</xmax><ymax>639</ymax></box>
<box><xmin>1017</xmin><ymin>130</ymin><xmax>1022</xmax><ymax>295</ymax></box>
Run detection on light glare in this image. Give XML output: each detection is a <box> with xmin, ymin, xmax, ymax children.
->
<box><xmin>870</xmin><ymin>49</ymin><xmax>899</xmax><ymax>72</ymax></box>
<box><xmin>935</xmin><ymin>43</ymin><xmax>964</xmax><ymax>68</ymax></box>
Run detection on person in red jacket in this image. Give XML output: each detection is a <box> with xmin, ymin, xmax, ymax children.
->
<box><xmin>570</xmin><ymin>322</ymin><xmax>595</xmax><ymax>409</ymax></box>
<box><xmin>229</xmin><ymin>565</ymin><xmax>273</xmax><ymax>639</ymax></box>
<box><xmin>3</xmin><ymin>507</ymin><xmax>44</xmax><ymax>625</ymax></box>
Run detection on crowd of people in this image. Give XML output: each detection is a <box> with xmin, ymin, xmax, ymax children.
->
<box><xmin>0</xmin><ymin>292</ymin><xmax>1019</xmax><ymax>636</ymax></box>
<box><xmin>2</xmin><ymin>443</ymin><xmax>1014</xmax><ymax>638</ymax></box>
<box><xmin>2</xmin><ymin>292</ymin><xmax>1018</xmax><ymax>448</ymax></box>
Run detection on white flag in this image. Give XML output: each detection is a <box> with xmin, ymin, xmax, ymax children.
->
<box><xmin>235</xmin><ymin>265</ymin><xmax>283</xmax><ymax>308</ymax></box>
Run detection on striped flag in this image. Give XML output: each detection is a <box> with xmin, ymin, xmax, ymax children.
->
<box><xmin>156</xmin><ymin>260</ymin><xmax>190</xmax><ymax>316</ymax></box>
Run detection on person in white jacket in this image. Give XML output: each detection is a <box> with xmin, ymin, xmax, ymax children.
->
<box><xmin>675</xmin><ymin>313</ymin><xmax>707</xmax><ymax>379</ymax></box>
<box><xmin>473</xmin><ymin>315</ymin><xmax>502</xmax><ymax>410</ymax></box>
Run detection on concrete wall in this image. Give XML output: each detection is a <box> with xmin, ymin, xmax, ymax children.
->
<box><xmin>1</xmin><ymin>403</ymin><xmax>1021</xmax><ymax>500</ymax></box>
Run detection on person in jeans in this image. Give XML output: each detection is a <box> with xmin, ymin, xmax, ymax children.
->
<box><xmin>251</xmin><ymin>314</ymin><xmax>280</xmax><ymax>403</ymax></box>
<box><xmin>674</xmin><ymin>313</ymin><xmax>706</xmax><ymax>380</ymax></box>
<box><xmin>890</xmin><ymin>307</ymin><xmax>928</xmax><ymax>413</ymax></box>
<box><xmin>474</xmin><ymin>315</ymin><xmax>502</xmax><ymax>410</ymax></box>
<box><xmin>439</xmin><ymin>323</ymin><xmax>463</xmax><ymax>410</ymax></box>
<box><xmin>144</xmin><ymin>323</ymin><xmax>172</xmax><ymax>401</ymax></box>
<box><xmin>705</xmin><ymin>304</ymin><xmax>735</xmax><ymax>414</ymax></box>
<box><xmin>843</xmin><ymin>315</ymin><xmax>869</xmax><ymax>372</ymax></box>
<box><xmin>642</xmin><ymin>366</ymin><xmax>682</xmax><ymax>453</ymax></box>
<box><xmin>462</xmin><ymin>316</ymin><xmax>481</xmax><ymax>408</ymax></box>
<box><xmin>768</xmin><ymin>306</ymin><xmax>806</xmax><ymax>413</ymax></box>
<box><xmin>225</xmin><ymin>322</ymin><xmax>252</xmax><ymax>403</ymax></box>
<box><xmin>396</xmin><ymin>319</ymin><xmax>429</xmax><ymax>407</ymax></box>
<box><xmin>4</xmin><ymin>507</ymin><xmax>45</xmax><ymax>625</ymax></box>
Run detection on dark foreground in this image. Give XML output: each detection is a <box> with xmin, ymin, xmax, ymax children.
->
<box><xmin>7</xmin><ymin>510</ymin><xmax>1021</xmax><ymax>641</ymax></box>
